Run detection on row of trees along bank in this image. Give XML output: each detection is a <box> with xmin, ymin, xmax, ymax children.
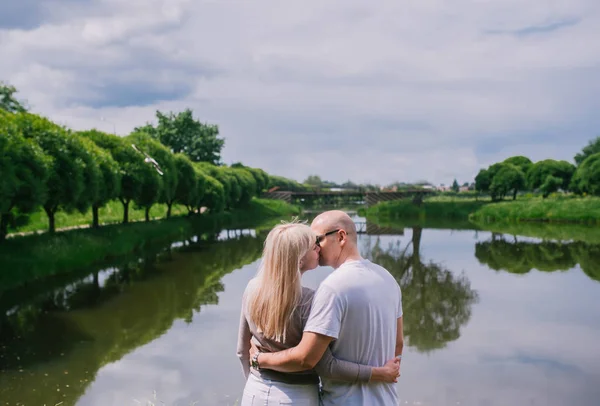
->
<box><xmin>0</xmin><ymin>83</ymin><xmax>304</xmax><ymax>241</ymax></box>
<box><xmin>474</xmin><ymin>140</ymin><xmax>600</xmax><ymax>201</ymax></box>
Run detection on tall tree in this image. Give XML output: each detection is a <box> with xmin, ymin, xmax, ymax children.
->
<box><xmin>490</xmin><ymin>164</ymin><xmax>526</xmax><ymax>200</ymax></box>
<box><xmin>128</xmin><ymin>131</ymin><xmax>177</xmax><ymax>219</ymax></box>
<box><xmin>570</xmin><ymin>152</ymin><xmax>600</xmax><ymax>196</ymax></box>
<box><xmin>304</xmin><ymin>175</ymin><xmax>323</xmax><ymax>188</ymax></box>
<box><xmin>451</xmin><ymin>179</ymin><xmax>460</xmax><ymax>193</ymax></box>
<box><xmin>574</xmin><ymin>136</ymin><xmax>600</xmax><ymax>166</ymax></box>
<box><xmin>139</xmin><ymin>109</ymin><xmax>224</xmax><ymax>165</ymax></box>
<box><xmin>526</xmin><ymin>159</ymin><xmax>575</xmax><ymax>192</ymax></box>
<box><xmin>0</xmin><ymin>82</ymin><xmax>27</xmax><ymax>113</ymax></box>
<box><xmin>195</xmin><ymin>168</ymin><xmax>226</xmax><ymax>212</ymax></box>
<box><xmin>0</xmin><ymin>111</ymin><xmax>50</xmax><ymax>240</ymax></box>
<box><xmin>77</xmin><ymin>131</ymin><xmax>121</xmax><ymax>228</ymax></box>
<box><xmin>474</xmin><ymin>168</ymin><xmax>492</xmax><ymax>194</ymax></box>
<box><xmin>16</xmin><ymin>113</ymin><xmax>91</xmax><ymax>233</ymax></box>
<box><xmin>84</xmin><ymin>131</ymin><xmax>160</xmax><ymax>224</ymax></box>
<box><xmin>503</xmin><ymin>155</ymin><xmax>532</xmax><ymax>174</ymax></box>
<box><xmin>173</xmin><ymin>154</ymin><xmax>200</xmax><ymax>215</ymax></box>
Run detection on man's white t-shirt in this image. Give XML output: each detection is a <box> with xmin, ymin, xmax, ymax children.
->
<box><xmin>304</xmin><ymin>258</ymin><xmax>403</xmax><ymax>406</ymax></box>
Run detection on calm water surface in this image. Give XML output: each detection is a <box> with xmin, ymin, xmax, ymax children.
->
<box><xmin>1</xmin><ymin>217</ymin><xmax>600</xmax><ymax>406</ymax></box>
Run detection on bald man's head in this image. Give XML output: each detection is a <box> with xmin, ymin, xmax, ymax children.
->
<box><xmin>311</xmin><ymin>210</ymin><xmax>358</xmax><ymax>244</ymax></box>
<box><xmin>311</xmin><ymin>210</ymin><xmax>360</xmax><ymax>268</ymax></box>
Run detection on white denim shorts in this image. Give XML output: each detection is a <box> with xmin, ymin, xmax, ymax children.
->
<box><xmin>241</xmin><ymin>373</ymin><xmax>320</xmax><ymax>406</ymax></box>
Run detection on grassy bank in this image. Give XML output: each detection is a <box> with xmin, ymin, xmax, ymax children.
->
<box><xmin>0</xmin><ymin>198</ymin><xmax>299</xmax><ymax>292</ymax></box>
<box><xmin>365</xmin><ymin>199</ymin><xmax>487</xmax><ymax>222</ymax></box>
<box><xmin>365</xmin><ymin>195</ymin><xmax>600</xmax><ymax>225</ymax></box>
<box><xmin>9</xmin><ymin>200</ymin><xmax>191</xmax><ymax>235</ymax></box>
<box><xmin>469</xmin><ymin>196</ymin><xmax>600</xmax><ymax>224</ymax></box>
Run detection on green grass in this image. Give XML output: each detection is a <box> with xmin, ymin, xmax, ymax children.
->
<box><xmin>424</xmin><ymin>195</ymin><xmax>492</xmax><ymax>203</ymax></box>
<box><xmin>469</xmin><ymin>196</ymin><xmax>600</xmax><ymax>224</ymax></box>
<box><xmin>9</xmin><ymin>201</ymin><xmax>191</xmax><ymax>235</ymax></box>
<box><xmin>0</xmin><ymin>198</ymin><xmax>300</xmax><ymax>292</ymax></box>
<box><xmin>366</xmin><ymin>200</ymin><xmax>487</xmax><ymax>221</ymax></box>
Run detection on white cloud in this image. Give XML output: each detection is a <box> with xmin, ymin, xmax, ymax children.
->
<box><xmin>1</xmin><ymin>0</ymin><xmax>600</xmax><ymax>185</ymax></box>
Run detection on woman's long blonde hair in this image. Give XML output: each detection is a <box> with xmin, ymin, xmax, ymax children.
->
<box><xmin>248</xmin><ymin>221</ymin><xmax>316</xmax><ymax>342</ymax></box>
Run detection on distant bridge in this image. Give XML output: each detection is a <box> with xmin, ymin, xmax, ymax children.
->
<box><xmin>262</xmin><ymin>189</ymin><xmax>435</xmax><ymax>207</ymax></box>
<box><xmin>354</xmin><ymin>221</ymin><xmax>404</xmax><ymax>236</ymax></box>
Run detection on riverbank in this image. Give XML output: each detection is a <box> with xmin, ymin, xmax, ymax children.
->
<box><xmin>364</xmin><ymin>196</ymin><xmax>600</xmax><ymax>225</ymax></box>
<box><xmin>7</xmin><ymin>200</ymin><xmax>191</xmax><ymax>236</ymax></box>
<box><xmin>468</xmin><ymin>196</ymin><xmax>600</xmax><ymax>224</ymax></box>
<box><xmin>0</xmin><ymin>198</ymin><xmax>299</xmax><ymax>292</ymax></box>
<box><xmin>363</xmin><ymin>199</ymin><xmax>486</xmax><ymax>222</ymax></box>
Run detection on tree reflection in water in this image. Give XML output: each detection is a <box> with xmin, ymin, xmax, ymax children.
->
<box><xmin>363</xmin><ymin>227</ymin><xmax>479</xmax><ymax>353</ymax></box>
<box><xmin>0</xmin><ymin>231</ymin><xmax>265</xmax><ymax>406</ymax></box>
<box><xmin>475</xmin><ymin>235</ymin><xmax>600</xmax><ymax>282</ymax></box>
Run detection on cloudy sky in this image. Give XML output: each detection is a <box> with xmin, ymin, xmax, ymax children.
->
<box><xmin>1</xmin><ymin>0</ymin><xmax>600</xmax><ymax>186</ymax></box>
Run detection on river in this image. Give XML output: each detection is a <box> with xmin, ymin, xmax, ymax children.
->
<box><xmin>1</xmin><ymin>214</ymin><xmax>599</xmax><ymax>405</ymax></box>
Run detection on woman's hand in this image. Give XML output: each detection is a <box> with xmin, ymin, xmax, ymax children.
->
<box><xmin>370</xmin><ymin>357</ymin><xmax>401</xmax><ymax>383</ymax></box>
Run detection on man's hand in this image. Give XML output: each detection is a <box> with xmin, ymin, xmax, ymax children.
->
<box><xmin>370</xmin><ymin>357</ymin><xmax>401</xmax><ymax>383</ymax></box>
<box><xmin>249</xmin><ymin>340</ymin><xmax>259</xmax><ymax>367</ymax></box>
<box><xmin>255</xmin><ymin>332</ymin><xmax>333</xmax><ymax>373</ymax></box>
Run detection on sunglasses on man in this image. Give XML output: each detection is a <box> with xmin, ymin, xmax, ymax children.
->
<box><xmin>316</xmin><ymin>229</ymin><xmax>342</xmax><ymax>246</ymax></box>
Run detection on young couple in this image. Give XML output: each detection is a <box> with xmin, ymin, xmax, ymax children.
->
<box><xmin>237</xmin><ymin>210</ymin><xmax>404</xmax><ymax>405</ymax></box>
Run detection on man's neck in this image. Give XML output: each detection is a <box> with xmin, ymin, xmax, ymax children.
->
<box><xmin>333</xmin><ymin>250</ymin><xmax>363</xmax><ymax>269</ymax></box>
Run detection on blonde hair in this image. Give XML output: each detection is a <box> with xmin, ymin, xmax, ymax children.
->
<box><xmin>248</xmin><ymin>221</ymin><xmax>316</xmax><ymax>342</ymax></box>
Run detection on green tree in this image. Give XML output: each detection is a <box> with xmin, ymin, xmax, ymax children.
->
<box><xmin>502</xmin><ymin>155</ymin><xmax>533</xmax><ymax>174</ymax></box>
<box><xmin>540</xmin><ymin>175</ymin><xmax>562</xmax><ymax>198</ymax></box>
<box><xmin>197</xmin><ymin>170</ymin><xmax>226</xmax><ymax>212</ymax></box>
<box><xmin>140</xmin><ymin>109</ymin><xmax>225</xmax><ymax>165</ymax></box>
<box><xmin>0</xmin><ymin>112</ymin><xmax>50</xmax><ymax>240</ymax></box>
<box><xmin>84</xmin><ymin>131</ymin><xmax>160</xmax><ymax>224</ymax></box>
<box><xmin>451</xmin><ymin>179</ymin><xmax>459</xmax><ymax>192</ymax></box>
<box><xmin>304</xmin><ymin>175</ymin><xmax>323</xmax><ymax>188</ymax></box>
<box><xmin>526</xmin><ymin>159</ymin><xmax>575</xmax><ymax>192</ymax></box>
<box><xmin>128</xmin><ymin>131</ymin><xmax>178</xmax><ymax>219</ymax></box>
<box><xmin>231</xmin><ymin>163</ymin><xmax>269</xmax><ymax>195</ymax></box>
<box><xmin>16</xmin><ymin>113</ymin><xmax>91</xmax><ymax>233</ymax></box>
<box><xmin>474</xmin><ymin>168</ymin><xmax>492</xmax><ymax>194</ymax></box>
<box><xmin>77</xmin><ymin>131</ymin><xmax>121</xmax><ymax>228</ymax></box>
<box><xmin>570</xmin><ymin>152</ymin><xmax>600</xmax><ymax>196</ymax></box>
<box><xmin>230</xmin><ymin>167</ymin><xmax>258</xmax><ymax>207</ymax></box>
<box><xmin>268</xmin><ymin>175</ymin><xmax>307</xmax><ymax>192</ymax></box>
<box><xmin>490</xmin><ymin>164</ymin><xmax>526</xmax><ymax>200</ymax></box>
<box><xmin>0</xmin><ymin>82</ymin><xmax>27</xmax><ymax>113</ymax></box>
<box><xmin>173</xmin><ymin>154</ymin><xmax>200</xmax><ymax>215</ymax></box>
<box><xmin>574</xmin><ymin>136</ymin><xmax>600</xmax><ymax>166</ymax></box>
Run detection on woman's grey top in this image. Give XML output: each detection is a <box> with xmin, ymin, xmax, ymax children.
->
<box><xmin>236</xmin><ymin>278</ymin><xmax>372</xmax><ymax>385</ymax></box>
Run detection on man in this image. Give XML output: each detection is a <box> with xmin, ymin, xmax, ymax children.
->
<box><xmin>252</xmin><ymin>210</ymin><xmax>404</xmax><ymax>405</ymax></box>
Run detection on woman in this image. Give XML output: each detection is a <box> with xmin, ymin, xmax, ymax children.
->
<box><xmin>237</xmin><ymin>222</ymin><xmax>399</xmax><ymax>405</ymax></box>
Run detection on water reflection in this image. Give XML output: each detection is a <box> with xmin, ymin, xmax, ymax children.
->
<box><xmin>0</xmin><ymin>231</ymin><xmax>265</xmax><ymax>406</ymax></box>
<box><xmin>363</xmin><ymin>227</ymin><xmax>479</xmax><ymax>353</ymax></box>
<box><xmin>475</xmin><ymin>235</ymin><xmax>600</xmax><ymax>282</ymax></box>
<box><xmin>3</xmin><ymin>219</ymin><xmax>600</xmax><ymax>405</ymax></box>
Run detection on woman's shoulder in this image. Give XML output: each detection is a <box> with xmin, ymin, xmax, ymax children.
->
<box><xmin>301</xmin><ymin>286</ymin><xmax>315</xmax><ymax>297</ymax></box>
<box><xmin>299</xmin><ymin>286</ymin><xmax>315</xmax><ymax>308</ymax></box>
